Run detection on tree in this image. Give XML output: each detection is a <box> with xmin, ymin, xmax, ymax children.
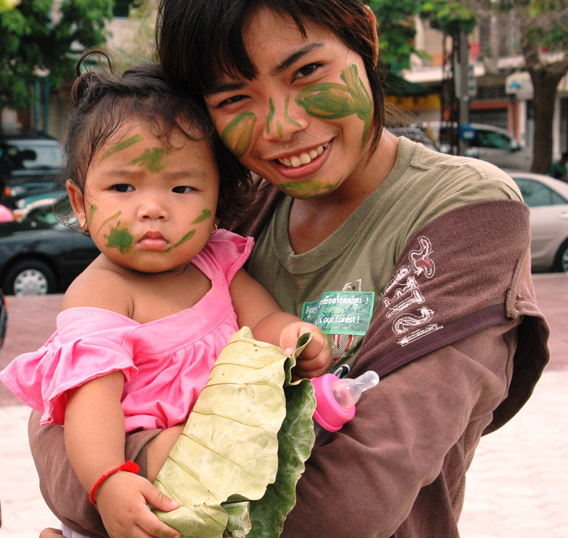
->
<box><xmin>453</xmin><ymin>0</ymin><xmax>568</xmax><ymax>173</ymax></box>
<box><xmin>0</xmin><ymin>0</ymin><xmax>112</xmax><ymax>114</ymax></box>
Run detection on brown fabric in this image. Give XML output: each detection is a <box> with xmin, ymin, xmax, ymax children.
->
<box><xmin>28</xmin><ymin>411</ymin><xmax>161</xmax><ymax>538</ymax></box>
<box><xmin>231</xmin><ymin>192</ymin><xmax>549</xmax><ymax>538</ymax></box>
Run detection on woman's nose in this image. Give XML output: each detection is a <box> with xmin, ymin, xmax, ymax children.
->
<box><xmin>263</xmin><ymin>95</ymin><xmax>308</xmax><ymax>142</ymax></box>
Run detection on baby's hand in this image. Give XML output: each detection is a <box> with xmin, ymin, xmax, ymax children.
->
<box><xmin>280</xmin><ymin>322</ymin><xmax>332</xmax><ymax>379</ymax></box>
<box><xmin>95</xmin><ymin>470</ymin><xmax>180</xmax><ymax>538</ymax></box>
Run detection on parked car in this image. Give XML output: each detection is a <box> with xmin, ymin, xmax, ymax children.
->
<box><xmin>386</xmin><ymin>125</ymin><xmax>442</xmax><ymax>152</ymax></box>
<box><xmin>421</xmin><ymin>122</ymin><xmax>532</xmax><ymax>171</ymax></box>
<box><xmin>0</xmin><ymin>209</ymin><xmax>99</xmax><ymax>296</ymax></box>
<box><xmin>508</xmin><ymin>171</ymin><xmax>568</xmax><ymax>272</ymax></box>
<box><xmin>12</xmin><ymin>190</ymin><xmax>67</xmax><ymax>222</ymax></box>
<box><xmin>0</xmin><ymin>288</ymin><xmax>7</xmax><ymax>350</ymax></box>
<box><xmin>0</xmin><ymin>132</ymin><xmax>63</xmax><ymax>207</ymax></box>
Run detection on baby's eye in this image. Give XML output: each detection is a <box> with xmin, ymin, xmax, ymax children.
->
<box><xmin>295</xmin><ymin>63</ymin><xmax>321</xmax><ymax>79</ymax></box>
<box><xmin>111</xmin><ymin>184</ymin><xmax>134</xmax><ymax>192</ymax></box>
<box><xmin>172</xmin><ymin>186</ymin><xmax>194</xmax><ymax>194</ymax></box>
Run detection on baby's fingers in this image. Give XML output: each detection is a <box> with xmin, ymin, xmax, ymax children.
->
<box><xmin>140</xmin><ymin>485</ymin><xmax>180</xmax><ymax>538</ymax></box>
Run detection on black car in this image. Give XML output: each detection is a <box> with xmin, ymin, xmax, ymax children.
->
<box><xmin>0</xmin><ymin>131</ymin><xmax>63</xmax><ymax>208</ymax></box>
<box><xmin>0</xmin><ymin>210</ymin><xmax>99</xmax><ymax>296</ymax></box>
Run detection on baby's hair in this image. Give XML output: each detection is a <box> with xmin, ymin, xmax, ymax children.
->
<box><xmin>60</xmin><ymin>50</ymin><xmax>254</xmax><ymax>223</ymax></box>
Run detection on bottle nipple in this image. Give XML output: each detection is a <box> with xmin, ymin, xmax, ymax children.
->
<box><xmin>331</xmin><ymin>371</ymin><xmax>380</xmax><ymax>409</ymax></box>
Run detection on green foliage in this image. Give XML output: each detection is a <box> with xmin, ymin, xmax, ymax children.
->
<box><xmin>365</xmin><ymin>0</ymin><xmax>425</xmax><ymax>71</ymax></box>
<box><xmin>0</xmin><ymin>0</ymin><xmax>112</xmax><ymax>112</ymax></box>
<box><xmin>420</xmin><ymin>0</ymin><xmax>477</xmax><ymax>37</ymax></box>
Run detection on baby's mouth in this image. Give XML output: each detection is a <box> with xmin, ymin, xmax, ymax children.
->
<box><xmin>276</xmin><ymin>143</ymin><xmax>329</xmax><ymax>168</ymax></box>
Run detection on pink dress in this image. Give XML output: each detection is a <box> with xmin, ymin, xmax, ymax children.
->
<box><xmin>0</xmin><ymin>230</ymin><xmax>254</xmax><ymax>433</ymax></box>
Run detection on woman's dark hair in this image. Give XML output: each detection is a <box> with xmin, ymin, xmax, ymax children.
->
<box><xmin>156</xmin><ymin>0</ymin><xmax>385</xmax><ymax>154</ymax></box>
<box><xmin>60</xmin><ymin>50</ymin><xmax>254</xmax><ymax>223</ymax></box>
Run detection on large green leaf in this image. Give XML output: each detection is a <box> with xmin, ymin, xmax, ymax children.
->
<box><xmin>153</xmin><ymin>327</ymin><xmax>316</xmax><ymax>538</ymax></box>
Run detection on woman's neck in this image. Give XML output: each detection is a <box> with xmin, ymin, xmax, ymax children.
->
<box><xmin>288</xmin><ymin>130</ymin><xmax>399</xmax><ymax>254</ymax></box>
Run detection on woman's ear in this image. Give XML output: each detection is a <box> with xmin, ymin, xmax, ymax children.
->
<box><xmin>363</xmin><ymin>5</ymin><xmax>380</xmax><ymax>67</ymax></box>
<box><xmin>66</xmin><ymin>180</ymin><xmax>87</xmax><ymax>232</ymax></box>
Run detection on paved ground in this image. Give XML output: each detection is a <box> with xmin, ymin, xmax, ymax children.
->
<box><xmin>0</xmin><ymin>274</ymin><xmax>566</xmax><ymax>537</ymax></box>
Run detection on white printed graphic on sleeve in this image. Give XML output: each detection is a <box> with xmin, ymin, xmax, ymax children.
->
<box><xmin>381</xmin><ymin>236</ymin><xmax>443</xmax><ymax>346</ymax></box>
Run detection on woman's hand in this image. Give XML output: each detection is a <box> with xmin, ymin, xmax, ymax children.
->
<box><xmin>96</xmin><ymin>471</ymin><xmax>180</xmax><ymax>538</ymax></box>
<box><xmin>280</xmin><ymin>322</ymin><xmax>332</xmax><ymax>378</ymax></box>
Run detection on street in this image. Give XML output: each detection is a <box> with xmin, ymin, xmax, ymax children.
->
<box><xmin>0</xmin><ymin>274</ymin><xmax>566</xmax><ymax>537</ymax></box>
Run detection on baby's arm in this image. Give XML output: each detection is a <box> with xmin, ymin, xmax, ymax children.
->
<box><xmin>230</xmin><ymin>269</ymin><xmax>331</xmax><ymax>378</ymax></box>
<box><xmin>60</xmin><ymin>266</ymin><xmax>180</xmax><ymax>538</ymax></box>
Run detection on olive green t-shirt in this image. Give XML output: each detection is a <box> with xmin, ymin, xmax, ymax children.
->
<box><xmin>246</xmin><ymin>137</ymin><xmax>522</xmax><ymax>372</ymax></box>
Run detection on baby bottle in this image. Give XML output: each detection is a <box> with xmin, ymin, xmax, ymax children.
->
<box><xmin>311</xmin><ymin>371</ymin><xmax>380</xmax><ymax>432</ymax></box>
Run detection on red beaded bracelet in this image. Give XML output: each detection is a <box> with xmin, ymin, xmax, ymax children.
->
<box><xmin>89</xmin><ymin>460</ymin><xmax>140</xmax><ymax>505</ymax></box>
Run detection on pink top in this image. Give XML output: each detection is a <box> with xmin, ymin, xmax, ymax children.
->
<box><xmin>0</xmin><ymin>230</ymin><xmax>254</xmax><ymax>433</ymax></box>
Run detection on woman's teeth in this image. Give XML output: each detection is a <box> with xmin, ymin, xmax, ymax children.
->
<box><xmin>278</xmin><ymin>143</ymin><xmax>329</xmax><ymax>168</ymax></box>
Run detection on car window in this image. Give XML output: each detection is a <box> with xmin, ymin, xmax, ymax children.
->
<box><xmin>513</xmin><ymin>178</ymin><xmax>568</xmax><ymax>207</ymax></box>
<box><xmin>7</xmin><ymin>141</ymin><xmax>63</xmax><ymax>170</ymax></box>
<box><xmin>472</xmin><ymin>130</ymin><xmax>512</xmax><ymax>150</ymax></box>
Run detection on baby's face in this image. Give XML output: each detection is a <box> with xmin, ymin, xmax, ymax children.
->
<box><xmin>68</xmin><ymin>121</ymin><xmax>219</xmax><ymax>274</ymax></box>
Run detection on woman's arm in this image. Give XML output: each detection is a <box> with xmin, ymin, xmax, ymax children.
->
<box><xmin>230</xmin><ymin>268</ymin><xmax>332</xmax><ymax>378</ymax></box>
<box><xmin>64</xmin><ymin>372</ymin><xmax>180</xmax><ymax>538</ymax></box>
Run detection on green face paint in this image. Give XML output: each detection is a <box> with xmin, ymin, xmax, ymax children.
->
<box><xmin>221</xmin><ymin>112</ymin><xmax>257</xmax><ymax>158</ymax></box>
<box><xmin>128</xmin><ymin>147</ymin><xmax>166</xmax><ymax>173</ymax></box>
<box><xmin>104</xmin><ymin>221</ymin><xmax>133</xmax><ymax>254</ymax></box>
<box><xmin>279</xmin><ymin>177</ymin><xmax>342</xmax><ymax>199</ymax></box>
<box><xmin>295</xmin><ymin>64</ymin><xmax>373</xmax><ymax>144</ymax></box>
<box><xmin>266</xmin><ymin>98</ymin><xmax>275</xmax><ymax>135</ymax></box>
<box><xmin>87</xmin><ymin>204</ymin><xmax>97</xmax><ymax>228</ymax></box>
<box><xmin>96</xmin><ymin>211</ymin><xmax>122</xmax><ymax>237</ymax></box>
<box><xmin>191</xmin><ymin>209</ymin><xmax>212</xmax><ymax>224</ymax></box>
<box><xmin>100</xmin><ymin>134</ymin><xmax>143</xmax><ymax>162</ymax></box>
<box><xmin>284</xmin><ymin>95</ymin><xmax>301</xmax><ymax>128</ymax></box>
<box><xmin>164</xmin><ymin>229</ymin><xmax>197</xmax><ymax>252</ymax></box>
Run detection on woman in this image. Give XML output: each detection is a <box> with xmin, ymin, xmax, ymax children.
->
<box><xmin>33</xmin><ymin>1</ymin><xmax>549</xmax><ymax>537</ymax></box>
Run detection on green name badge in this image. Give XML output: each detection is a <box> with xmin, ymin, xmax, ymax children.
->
<box><xmin>302</xmin><ymin>291</ymin><xmax>375</xmax><ymax>335</ymax></box>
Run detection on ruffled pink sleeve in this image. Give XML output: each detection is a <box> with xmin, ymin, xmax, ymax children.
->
<box><xmin>0</xmin><ymin>308</ymin><xmax>139</xmax><ymax>426</ymax></box>
<box><xmin>192</xmin><ymin>229</ymin><xmax>254</xmax><ymax>285</ymax></box>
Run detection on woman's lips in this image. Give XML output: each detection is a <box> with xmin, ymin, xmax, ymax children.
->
<box><xmin>271</xmin><ymin>140</ymin><xmax>332</xmax><ymax>179</ymax></box>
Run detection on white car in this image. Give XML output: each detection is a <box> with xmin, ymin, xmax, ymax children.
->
<box><xmin>508</xmin><ymin>171</ymin><xmax>568</xmax><ymax>272</ymax></box>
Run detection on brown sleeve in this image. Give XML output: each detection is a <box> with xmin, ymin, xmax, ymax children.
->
<box><xmin>27</xmin><ymin>412</ymin><xmax>161</xmax><ymax>538</ymax></box>
<box><xmin>281</xmin><ymin>200</ymin><xmax>549</xmax><ymax>538</ymax></box>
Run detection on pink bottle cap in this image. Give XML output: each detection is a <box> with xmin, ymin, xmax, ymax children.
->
<box><xmin>311</xmin><ymin>373</ymin><xmax>356</xmax><ymax>432</ymax></box>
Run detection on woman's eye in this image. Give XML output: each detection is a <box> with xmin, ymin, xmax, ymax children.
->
<box><xmin>218</xmin><ymin>95</ymin><xmax>246</xmax><ymax>107</ymax></box>
<box><xmin>111</xmin><ymin>184</ymin><xmax>134</xmax><ymax>192</ymax></box>
<box><xmin>296</xmin><ymin>63</ymin><xmax>321</xmax><ymax>79</ymax></box>
<box><xmin>172</xmin><ymin>186</ymin><xmax>194</xmax><ymax>194</ymax></box>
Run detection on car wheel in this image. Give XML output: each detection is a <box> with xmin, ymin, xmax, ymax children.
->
<box><xmin>554</xmin><ymin>239</ymin><xmax>568</xmax><ymax>273</ymax></box>
<box><xmin>3</xmin><ymin>260</ymin><xmax>57</xmax><ymax>296</ymax></box>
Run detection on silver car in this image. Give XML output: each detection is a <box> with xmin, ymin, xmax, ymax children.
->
<box><xmin>508</xmin><ymin>171</ymin><xmax>568</xmax><ymax>272</ymax></box>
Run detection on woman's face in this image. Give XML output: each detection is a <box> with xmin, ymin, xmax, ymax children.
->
<box><xmin>204</xmin><ymin>8</ymin><xmax>374</xmax><ymax>199</ymax></box>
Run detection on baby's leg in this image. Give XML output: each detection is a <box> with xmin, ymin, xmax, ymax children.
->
<box><xmin>27</xmin><ymin>410</ymin><xmax>167</xmax><ymax>537</ymax></box>
<box><xmin>145</xmin><ymin>422</ymin><xmax>185</xmax><ymax>481</ymax></box>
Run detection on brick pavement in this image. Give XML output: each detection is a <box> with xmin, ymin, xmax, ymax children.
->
<box><xmin>0</xmin><ymin>274</ymin><xmax>566</xmax><ymax>536</ymax></box>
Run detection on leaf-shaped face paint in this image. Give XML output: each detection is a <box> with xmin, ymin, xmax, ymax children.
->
<box><xmin>191</xmin><ymin>208</ymin><xmax>212</xmax><ymax>224</ymax></box>
<box><xmin>279</xmin><ymin>177</ymin><xmax>342</xmax><ymax>199</ymax></box>
<box><xmin>221</xmin><ymin>112</ymin><xmax>257</xmax><ymax>158</ymax></box>
<box><xmin>296</xmin><ymin>64</ymin><xmax>373</xmax><ymax>144</ymax></box>
<box><xmin>296</xmin><ymin>83</ymin><xmax>355</xmax><ymax>119</ymax></box>
<box><xmin>128</xmin><ymin>147</ymin><xmax>166</xmax><ymax>173</ymax></box>
<box><xmin>99</xmin><ymin>134</ymin><xmax>143</xmax><ymax>162</ymax></box>
<box><xmin>104</xmin><ymin>221</ymin><xmax>133</xmax><ymax>253</ymax></box>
